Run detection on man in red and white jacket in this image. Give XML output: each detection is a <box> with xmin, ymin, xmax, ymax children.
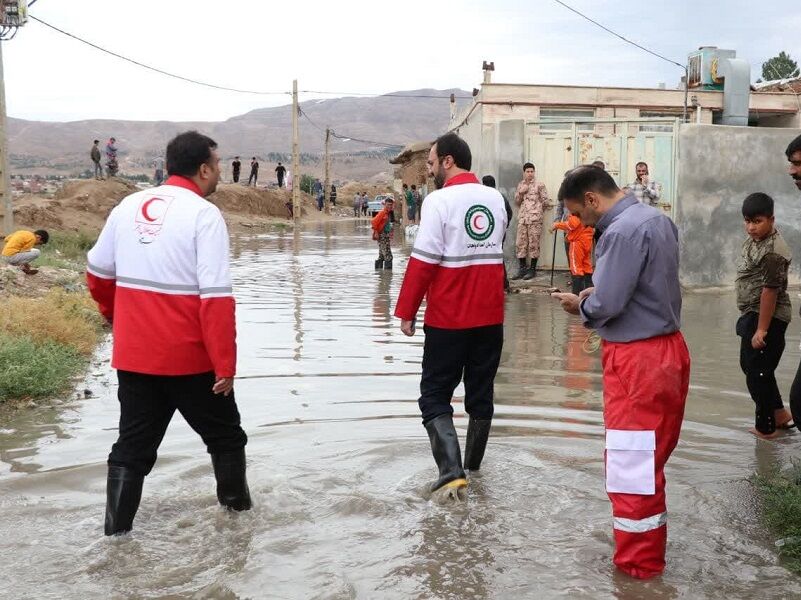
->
<box><xmin>395</xmin><ymin>133</ymin><xmax>507</xmax><ymax>500</ymax></box>
<box><xmin>87</xmin><ymin>131</ymin><xmax>251</xmax><ymax>536</ymax></box>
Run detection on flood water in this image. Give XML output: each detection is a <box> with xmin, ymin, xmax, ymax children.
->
<box><xmin>2</xmin><ymin>220</ymin><xmax>801</xmax><ymax>599</ymax></box>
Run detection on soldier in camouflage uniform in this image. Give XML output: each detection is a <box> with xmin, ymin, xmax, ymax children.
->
<box><xmin>513</xmin><ymin>162</ymin><xmax>551</xmax><ymax>280</ymax></box>
<box><xmin>735</xmin><ymin>192</ymin><xmax>793</xmax><ymax>439</ymax></box>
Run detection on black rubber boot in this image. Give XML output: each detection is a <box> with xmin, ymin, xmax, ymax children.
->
<box><xmin>104</xmin><ymin>465</ymin><xmax>144</xmax><ymax>536</ymax></box>
<box><xmin>523</xmin><ymin>258</ymin><xmax>538</xmax><ymax>280</ymax></box>
<box><xmin>522</xmin><ymin>258</ymin><xmax>538</xmax><ymax>280</ymax></box>
<box><xmin>510</xmin><ymin>258</ymin><xmax>526</xmax><ymax>280</ymax></box>
<box><xmin>571</xmin><ymin>275</ymin><xmax>584</xmax><ymax>295</ymax></box>
<box><xmin>583</xmin><ymin>274</ymin><xmax>594</xmax><ymax>290</ymax></box>
<box><xmin>463</xmin><ymin>417</ymin><xmax>492</xmax><ymax>471</ymax></box>
<box><xmin>375</xmin><ymin>258</ymin><xmax>383</xmax><ymax>270</ymax></box>
<box><xmin>384</xmin><ymin>259</ymin><xmax>393</xmax><ymax>270</ymax></box>
<box><xmin>424</xmin><ymin>414</ymin><xmax>467</xmax><ymax>496</ymax></box>
<box><xmin>211</xmin><ymin>448</ymin><xmax>252</xmax><ymax>511</ymax></box>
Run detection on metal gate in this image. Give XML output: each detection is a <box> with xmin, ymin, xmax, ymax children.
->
<box><xmin>526</xmin><ymin>117</ymin><xmax>679</xmax><ymax>271</ymax></box>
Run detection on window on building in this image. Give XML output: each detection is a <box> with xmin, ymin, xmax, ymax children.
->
<box><xmin>638</xmin><ymin>111</ymin><xmax>680</xmax><ymax>132</ymax></box>
<box><xmin>539</xmin><ymin>108</ymin><xmax>595</xmax><ymax>131</ymax></box>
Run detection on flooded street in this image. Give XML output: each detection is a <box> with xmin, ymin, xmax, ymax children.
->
<box><xmin>3</xmin><ymin>220</ymin><xmax>801</xmax><ymax>599</ymax></box>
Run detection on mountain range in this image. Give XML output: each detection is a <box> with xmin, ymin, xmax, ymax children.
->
<box><xmin>7</xmin><ymin>89</ymin><xmax>471</xmax><ymax>181</ymax></box>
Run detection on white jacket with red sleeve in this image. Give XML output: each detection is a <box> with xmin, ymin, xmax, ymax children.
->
<box><xmin>394</xmin><ymin>172</ymin><xmax>507</xmax><ymax>329</ymax></box>
<box><xmin>86</xmin><ymin>175</ymin><xmax>236</xmax><ymax>377</ymax></box>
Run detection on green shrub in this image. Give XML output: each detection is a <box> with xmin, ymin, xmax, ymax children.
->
<box><xmin>0</xmin><ymin>335</ymin><xmax>84</xmax><ymax>401</ymax></box>
<box><xmin>39</xmin><ymin>230</ymin><xmax>96</xmax><ymax>267</ymax></box>
<box><xmin>755</xmin><ymin>463</ymin><xmax>801</xmax><ymax>573</ymax></box>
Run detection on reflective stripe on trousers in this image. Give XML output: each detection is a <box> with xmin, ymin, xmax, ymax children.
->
<box><xmin>614</xmin><ymin>512</ymin><xmax>667</xmax><ymax>534</ymax></box>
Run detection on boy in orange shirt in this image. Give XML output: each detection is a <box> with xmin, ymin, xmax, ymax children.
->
<box><xmin>1</xmin><ymin>229</ymin><xmax>49</xmax><ymax>274</ymax></box>
<box><xmin>551</xmin><ymin>215</ymin><xmax>593</xmax><ymax>294</ymax></box>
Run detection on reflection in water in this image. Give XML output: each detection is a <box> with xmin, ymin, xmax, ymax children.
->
<box><xmin>0</xmin><ymin>223</ymin><xmax>800</xmax><ymax>598</ymax></box>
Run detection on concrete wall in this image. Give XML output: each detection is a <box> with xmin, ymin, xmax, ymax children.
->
<box><xmin>677</xmin><ymin>124</ymin><xmax>801</xmax><ymax>287</ymax></box>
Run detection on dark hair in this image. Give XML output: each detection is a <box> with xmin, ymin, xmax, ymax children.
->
<box><xmin>786</xmin><ymin>134</ymin><xmax>801</xmax><ymax>159</ymax></box>
<box><xmin>635</xmin><ymin>161</ymin><xmax>648</xmax><ymax>170</ymax></box>
<box><xmin>93</xmin><ymin>139</ymin><xmax>99</xmax><ymax>144</ymax></box>
<box><xmin>252</xmin><ymin>156</ymin><xmax>256</xmax><ymax>160</ymax></box>
<box><xmin>434</xmin><ymin>133</ymin><xmax>472</xmax><ymax>170</ymax></box>
<box><xmin>411</xmin><ymin>184</ymin><xmax>416</xmax><ymax>190</ymax></box>
<box><xmin>166</xmin><ymin>131</ymin><xmax>218</xmax><ymax>177</ymax></box>
<box><xmin>481</xmin><ymin>175</ymin><xmax>496</xmax><ymax>188</ymax></box>
<box><xmin>523</xmin><ymin>162</ymin><xmax>535</xmax><ymax>171</ymax></box>
<box><xmin>402</xmin><ymin>183</ymin><xmax>408</xmax><ymax>189</ymax></box>
<box><xmin>742</xmin><ymin>192</ymin><xmax>774</xmax><ymax>219</ymax></box>
<box><xmin>34</xmin><ymin>229</ymin><xmax>49</xmax><ymax>243</ymax></box>
<box><xmin>558</xmin><ymin>165</ymin><xmax>620</xmax><ymax>204</ymax></box>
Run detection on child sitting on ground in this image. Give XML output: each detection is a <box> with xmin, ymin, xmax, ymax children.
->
<box><xmin>550</xmin><ymin>215</ymin><xmax>594</xmax><ymax>294</ymax></box>
<box><xmin>735</xmin><ymin>192</ymin><xmax>794</xmax><ymax>438</ymax></box>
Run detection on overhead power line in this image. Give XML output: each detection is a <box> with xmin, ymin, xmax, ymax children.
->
<box><xmin>550</xmin><ymin>0</ymin><xmax>684</xmax><ymax>70</ymax></box>
<box><xmin>301</xmin><ymin>90</ymin><xmax>473</xmax><ymax>100</ymax></box>
<box><xmin>299</xmin><ymin>107</ymin><xmax>402</xmax><ymax>148</ymax></box>
<box><xmin>30</xmin><ymin>15</ymin><xmax>291</xmax><ymax>96</ymax></box>
<box><xmin>30</xmin><ymin>15</ymin><xmax>468</xmax><ymax>102</ymax></box>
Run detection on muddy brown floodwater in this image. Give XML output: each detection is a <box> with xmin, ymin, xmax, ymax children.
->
<box><xmin>2</xmin><ymin>221</ymin><xmax>801</xmax><ymax>599</ymax></box>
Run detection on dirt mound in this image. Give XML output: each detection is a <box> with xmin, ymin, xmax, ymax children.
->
<box><xmin>15</xmin><ymin>178</ymin><xmax>138</xmax><ymax>232</ymax></box>
<box><xmin>54</xmin><ymin>178</ymin><xmax>138</xmax><ymax>209</ymax></box>
<box><xmin>209</xmin><ymin>184</ymin><xmax>300</xmax><ymax>217</ymax></box>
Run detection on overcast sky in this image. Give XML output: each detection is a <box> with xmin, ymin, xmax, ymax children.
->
<box><xmin>3</xmin><ymin>0</ymin><xmax>798</xmax><ymax>122</ymax></box>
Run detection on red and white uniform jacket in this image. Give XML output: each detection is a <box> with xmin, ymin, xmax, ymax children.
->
<box><xmin>394</xmin><ymin>172</ymin><xmax>507</xmax><ymax>329</ymax></box>
<box><xmin>87</xmin><ymin>176</ymin><xmax>236</xmax><ymax>377</ymax></box>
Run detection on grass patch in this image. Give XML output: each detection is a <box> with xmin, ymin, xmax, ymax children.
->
<box><xmin>755</xmin><ymin>463</ymin><xmax>801</xmax><ymax>573</ymax></box>
<box><xmin>0</xmin><ymin>335</ymin><xmax>85</xmax><ymax>401</ymax></box>
<box><xmin>0</xmin><ymin>288</ymin><xmax>105</xmax><ymax>402</ymax></box>
<box><xmin>0</xmin><ymin>289</ymin><xmax>104</xmax><ymax>355</ymax></box>
<box><xmin>38</xmin><ymin>230</ymin><xmax>96</xmax><ymax>271</ymax></box>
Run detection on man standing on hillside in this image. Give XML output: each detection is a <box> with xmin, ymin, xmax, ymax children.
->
<box><xmin>232</xmin><ymin>156</ymin><xmax>241</xmax><ymax>183</ymax></box>
<box><xmin>248</xmin><ymin>157</ymin><xmax>259</xmax><ymax>186</ymax></box>
<box><xmin>106</xmin><ymin>137</ymin><xmax>119</xmax><ymax>178</ymax></box>
<box><xmin>87</xmin><ymin>130</ymin><xmax>251</xmax><ymax>536</ymax></box>
<box><xmin>153</xmin><ymin>157</ymin><xmax>164</xmax><ymax>186</ymax></box>
<box><xmin>395</xmin><ymin>133</ymin><xmax>507</xmax><ymax>502</ymax></box>
<box><xmin>275</xmin><ymin>162</ymin><xmax>286</xmax><ymax>188</ymax></box>
<box><xmin>91</xmin><ymin>140</ymin><xmax>103</xmax><ymax>180</ymax></box>
<box><xmin>553</xmin><ymin>166</ymin><xmax>690</xmax><ymax>579</ymax></box>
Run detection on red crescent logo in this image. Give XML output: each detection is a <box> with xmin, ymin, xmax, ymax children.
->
<box><xmin>141</xmin><ymin>197</ymin><xmax>164</xmax><ymax>222</ymax></box>
<box><xmin>472</xmin><ymin>214</ymin><xmax>485</xmax><ymax>231</ymax></box>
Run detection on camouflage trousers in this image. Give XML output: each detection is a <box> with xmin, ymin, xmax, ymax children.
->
<box><xmin>378</xmin><ymin>233</ymin><xmax>393</xmax><ymax>261</ymax></box>
<box><xmin>516</xmin><ymin>221</ymin><xmax>543</xmax><ymax>259</ymax></box>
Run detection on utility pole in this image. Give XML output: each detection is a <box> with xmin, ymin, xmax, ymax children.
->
<box><xmin>0</xmin><ymin>1</ymin><xmax>29</xmax><ymax>234</ymax></box>
<box><xmin>323</xmin><ymin>127</ymin><xmax>330</xmax><ymax>215</ymax></box>
<box><xmin>292</xmin><ymin>79</ymin><xmax>300</xmax><ymax>221</ymax></box>
<box><xmin>0</xmin><ymin>41</ymin><xmax>12</xmax><ymax>234</ymax></box>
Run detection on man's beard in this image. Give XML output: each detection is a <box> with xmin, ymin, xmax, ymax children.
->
<box><xmin>434</xmin><ymin>171</ymin><xmax>446</xmax><ymax>190</ymax></box>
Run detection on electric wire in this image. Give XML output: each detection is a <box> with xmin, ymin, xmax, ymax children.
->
<box><xmin>299</xmin><ymin>107</ymin><xmax>403</xmax><ymax>148</ymax></box>
<box><xmin>28</xmin><ymin>15</ymin><xmax>469</xmax><ymax>101</ymax></box>
<box><xmin>550</xmin><ymin>0</ymin><xmax>685</xmax><ymax>69</ymax></box>
<box><xmin>29</xmin><ymin>15</ymin><xmax>292</xmax><ymax>96</ymax></box>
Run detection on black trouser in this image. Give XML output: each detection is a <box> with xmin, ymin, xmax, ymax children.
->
<box><xmin>109</xmin><ymin>371</ymin><xmax>248</xmax><ymax>476</ymax></box>
<box><xmin>418</xmin><ymin>324</ymin><xmax>504</xmax><ymax>424</ymax></box>
<box><xmin>278</xmin><ymin>176</ymin><xmax>284</xmax><ymax>188</ymax></box>
<box><xmin>233</xmin><ymin>171</ymin><xmax>240</xmax><ymax>183</ymax></box>
<box><xmin>737</xmin><ymin>313</ymin><xmax>788</xmax><ymax>434</ymax></box>
<box><xmin>248</xmin><ymin>172</ymin><xmax>258</xmax><ymax>185</ymax></box>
